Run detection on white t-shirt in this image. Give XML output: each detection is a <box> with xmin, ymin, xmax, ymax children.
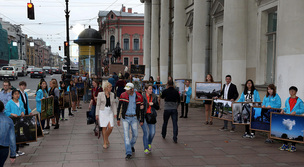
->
<box><xmin>185</xmin><ymin>86</ymin><xmax>189</xmax><ymax>92</ymax></box>
<box><xmin>224</xmin><ymin>83</ymin><xmax>231</xmax><ymax>100</ymax></box>
<box><xmin>15</xmin><ymin>101</ymin><xmax>20</xmax><ymax>107</ymax></box>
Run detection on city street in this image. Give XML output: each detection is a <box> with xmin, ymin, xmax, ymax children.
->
<box><xmin>0</xmin><ymin>74</ymin><xmax>62</xmax><ymax>110</ymax></box>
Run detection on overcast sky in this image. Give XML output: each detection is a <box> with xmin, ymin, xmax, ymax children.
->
<box><xmin>0</xmin><ymin>0</ymin><xmax>144</xmax><ymax>57</ymax></box>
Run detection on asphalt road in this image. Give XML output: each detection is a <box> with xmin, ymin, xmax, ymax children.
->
<box><xmin>0</xmin><ymin>74</ymin><xmax>62</xmax><ymax>111</ymax></box>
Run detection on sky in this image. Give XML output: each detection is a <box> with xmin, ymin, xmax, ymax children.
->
<box><xmin>0</xmin><ymin>0</ymin><xmax>144</xmax><ymax>58</ymax></box>
<box><xmin>196</xmin><ymin>83</ymin><xmax>221</xmax><ymax>92</ymax></box>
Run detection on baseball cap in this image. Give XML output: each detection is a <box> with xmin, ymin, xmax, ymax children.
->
<box><xmin>124</xmin><ymin>83</ymin><xmax>134</xmax><ymax>90</ymax></box>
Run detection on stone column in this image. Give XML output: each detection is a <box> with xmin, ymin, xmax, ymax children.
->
<box><xmin>192</xmin><ymin>0</ymin><xmax>208</xmax><ymax>83</ymax></box>
<box><xmin>173</xmin><ymin>0</ymin><xmax>187</xmax><ymax>79</ymax></box>
<box><xmin>222</xmin><ymin>0</ymin><xmax>247</xmax><ymax>92</ymax></box>
<box><xmin>150</xmin><ymin>0</ymin><xmax>160</xmax><ymax>78</ymax></box>
<box><xmin>143</xmin><ymin>0</ymin><xmax>151</xmax><ymax>80</ymax></box>
<box><xmin>159</xmin><ymin>0</ymin><xmax>169</xmax><ymax>83</ymax></box>
<box><xmin>276</xmin><ymin>0</ymin><xmax>304</xmax><ymax>101</ymax></box>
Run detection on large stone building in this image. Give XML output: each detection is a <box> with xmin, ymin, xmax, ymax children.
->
<box><xmin>98</xmin><ymin>5</ymin><xmax>144</xmax><ymax>69</ymax></box>
<box><xmin>141</xmin><ymin>0</ymin><xmax>304</xmax><ymax>102</ymax></box>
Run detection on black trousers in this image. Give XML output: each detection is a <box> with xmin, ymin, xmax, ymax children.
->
<box><xmin>245</xmin><ymin>125</ymin><xmax>255</xmax><ymax>134</ymax></box>
<box><xmin>161</xmin><ymin>109</ymin><xmax>178</xmax><ymax>141</ymax></box>
<box><xmin>0</xmin><ymin>147</ymin><xmax>9</xmax><ymax>167</ymax></box>
<box><xmin>181</xmin><ymin>102</ymin><xmax>188</xmax><ymax>117</ymax></box>
<box><xmin>284</xmin><ymin>141</ymin><xmax>296</xmax><ymax>146</ymax></box>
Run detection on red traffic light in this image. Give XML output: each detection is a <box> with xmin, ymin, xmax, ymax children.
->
<box><xmin>27</xmin><ymin>3</ymin><xmax>33</xmax><ymax>8</ymax></box>
<box><xmin>64</xmin><ymin>41</ymin><xmax>68</xmax><ymax>46</ymax></box>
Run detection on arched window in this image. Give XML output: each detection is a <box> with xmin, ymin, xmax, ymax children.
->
<box><xmin>110</xmin><ymin>36</ymin><xmax>115</xmax><ymax>52</ymax></box>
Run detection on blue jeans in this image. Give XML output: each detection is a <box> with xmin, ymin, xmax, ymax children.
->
<box><xmin>122</xmin><ymin>116</ymin><xmax>138</xmax><ymax>155</ymax></box>
<box><xmin>83</xmin><ymin>88</ymin><xmax>89</xmax><ymax>102</ymax></box>
<box><xmin>224</xmin><ymin>120</ymin><xmax>235</xmax><ymax>129</ymax></box>
<box><xmin>161</xmin><ymin>109</ymin><xmax>178</xmax><ymax>141</ymax></box>
<box><xmin>90</xmin><ymin>105</ymin><xmax>96</xmax><ymax>123</ymax></box>
<box><xmin>141</xmin><ymin>120</ymin><xmax>156</xmax><ymax>150</ymax></box>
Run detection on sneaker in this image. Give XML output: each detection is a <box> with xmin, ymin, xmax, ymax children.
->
<box><xmin>17</xmin><ymin>151</ymin><xmax>25</xmax><ymax>156</ymax></box>
<box><xmin>125</xmin><ymin>154</ymin><xmax>132</xmax><ymax>160</ymax></box>
<box><xmin>219</xmin><ymin>127</ymin><xmax>228</xmax><ymax>131</ymax></box>
<box><xmin>279</xmin><ymin>144</ymin><xmax>289</xmax><ymax>151</ymax></box>
<box><xmin>69</xmin><ymin>113</ymin><xmax>74</xmax><ymax>117</ymax></box>
<box><xmin>288</xmin><ymin>145</ymin><xmax>296</xmax><ymax>152</ymax></box>
<box><xmin>265</xmin><ymin>138</ymin><xmax>273</xmax><ymax>144</ymax></box>
<box><xmin>132</xmin><ymin>147</ymin><xmax>135</xmax><ymax>152</ymax></box>
<box><xmin>250</xmin><ymin>133</ymin><xmax>255</xmax><ymax>139</ymax></box>
<box><xmin>242</xmin><ymin>132</ymin><xmax>251</xmax><ymax>138</ymax></box>
<box><xmin>148</xmin><ymin>144</ymin><xmax>152</xmax><ymax>151</ymax></box>
<box><xmin>144</xmin><ymin>149</ymin><xmax>150</xmax><ymax>154</ymax></box>
<box><xmin>44</xmin><ymin>126</ymin><xmax>50</xmax><ymax>129</ymax></box>
<box><xmin>230</xmin><ymin>128</ymin><xmax>235</xmax><ymax>133</ymax></box>
<box><xmin>42</xmin><ymin>130</ymin><xmax>49</xmax><ymax>135</ymax></box>
<box><xmin>60</xmin><ymin>118</ymin><xmax>64</xmax><ymax>121</ymax></box>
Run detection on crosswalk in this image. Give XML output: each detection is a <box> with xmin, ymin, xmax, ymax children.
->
<box><xmin>25</xmin><ymin>89</ymin><xmax>36</xmax><ymax>97</ymax></box>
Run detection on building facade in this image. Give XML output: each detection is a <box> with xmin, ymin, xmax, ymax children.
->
<box><xmin>98</xmin><ymin>6</ymin><xmax>144</xmax><ymax>70</ymax></box>
<box><xmin>141</xmin><ymin>0</ymin><xmax>304</xmax><ymax>103</ymax></box>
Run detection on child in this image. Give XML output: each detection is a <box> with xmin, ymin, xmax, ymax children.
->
<box><xmin>279</xmin><ymin>86</ymin><xmax>304</xmax><ymax>152</ymax></box>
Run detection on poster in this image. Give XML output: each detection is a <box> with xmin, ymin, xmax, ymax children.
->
<box><xmin>11</xmin><ymin>115</ymin><xmax>37</xmax><ymax>144</ymax></box>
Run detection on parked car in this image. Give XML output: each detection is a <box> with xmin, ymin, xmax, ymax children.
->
<box><xmin>54</xmin><ymin>68</ymin><xmax>62</xmax><ymax>74</ymax></box>
<box><xmin>42</xmin><ymin>66</ymin><xmax>53</xmax><ymax>75</ymax></box>
<box><xmin>30</xmin><ymin>68</ymin><xmax>46</xmax><ymax>78</ymax></box>
<box><xmin>9</xmin><ymin>59</ymin><xmax>27</xmax><ymax>76</ymax></box>
<box><xmin>26</xmin><ymin>66</ymin><xmax>35</xmax><ymax>74</ymax></box>
<box><xmin>0</xmin><ymin>66</ymin><xmax>18</xmax><ymax>80</ymax></box>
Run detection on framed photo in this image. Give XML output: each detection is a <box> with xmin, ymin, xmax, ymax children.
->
<box><xmin>76</xmin><ymin>82</ymin><xmax>86</xmax><ymax>97</ymax></box>
<box><xmin>63</xmin><ymin>92</ymin><xmax>72</xmax><ymax>108</ymax></box>
<box><xmin>270</xmin><ymin>113</ymin><xmax>304</xmax><ymax>144</ymax></box>
<box><xmin>130</xmin><ymin>65</ymin><xmax>145</xmax><ymax>75</ymax></box>
<box><xmin>35</xmin><ymin>114</ymin><xmax>44</xmax><ymax>138</ymax></box>
<box><xmin>232</xmin><ymin>102</ymin><xmax>262</xmax><ymax>125</ymax></box>
<box><xmin>250</xmin><ymin>107</ymin><xmax>281</xmax><ymax>132</ymax></box>
<box><xmin>175</xmin><ymin>79</ymin><xmax>186</xmax><ymax>102</ymax></box>
<box><xmin>133</xmin><ymin>81</ymin><xmax>142</xmax><ymax>92</ymax></box>
<box><xmin>11</xmin><ymin>115</ymin><xmax>37</xmax><ymax>144</ymax></box>
<box><xmin>59</xmin><ymin>90</ymin><xmax>64</xmax><ymax>109</ymax></box>
<box><xmin>41</xmin><ymin>96</ymin><xmax>54</xmax><ymax>120</ymax></box>
<box><xmin>195</xmin><ymin>82</ymin><xmax>222</xmax><ymax>101</ymax></box>
<box><xmin>211</xmin><ymin>99</ymin><xmax>233</xmax><ymax>121</ymax></box>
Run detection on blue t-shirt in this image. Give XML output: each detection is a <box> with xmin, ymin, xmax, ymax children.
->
<box><xmin>126</xmin><ymin>93</ymin><xmax>136</xmax><ymax>115</ymax></box>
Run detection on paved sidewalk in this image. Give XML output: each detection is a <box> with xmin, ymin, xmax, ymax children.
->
<box><xmin>4</xmin><ymin>101</ymin><xmax>304</xmax><ymax>167</ymax></box>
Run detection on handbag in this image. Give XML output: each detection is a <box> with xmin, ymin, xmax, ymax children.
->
<box><xmin>145</xmin><ymin>95</ymin><xmax>157</xmax><ymax>124</ymax></box>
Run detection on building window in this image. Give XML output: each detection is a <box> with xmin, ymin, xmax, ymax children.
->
<box><xmin>124</xmin><ymin>39</ymin><xmax>129</xmax><ymax>50</ymax></box>
<box><xmin>133</xmin><ymin>39</ymin><xmax>139</xmax><ymax>50</ymax></box>
<box><xmin>134</xmin><ymin>57</ymin><xmax>139</xmax><ymax>65</ymax></box>
<box><xmin>124</xmin><ymin>57</ymin><xmax>129</xmax><ymax>66</ymax></box>
<box><xmin>110</xmin><ymin>36</ymin><xmax>115</xmax><ymax>52</ymax></box>
<box><xmin>266</xmin><ymin>11</ymin><xmax>277</xmax><ymax>84</ymax></box>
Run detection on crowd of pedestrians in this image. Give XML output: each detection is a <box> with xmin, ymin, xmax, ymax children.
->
<box><xmin>1</xmin><ymin>69</ymin><xmax>304</xmax><ymax>165</ymax></box>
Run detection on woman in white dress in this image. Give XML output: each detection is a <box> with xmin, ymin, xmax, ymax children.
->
<box><xmin>96</xmin><ymin>82</ymin><xmax>117</xmax><ymax>149</ymax></box>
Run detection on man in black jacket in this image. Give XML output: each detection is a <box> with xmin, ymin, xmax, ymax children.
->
<box><xmin>216</xmin><ymin>75</ymin><xmax>239</xmax><ymax>132</ymax></box>
<box><xmin>161</xmin><ymin>80</ymin><xmax>180</xmax><ymax>143</ymax></box>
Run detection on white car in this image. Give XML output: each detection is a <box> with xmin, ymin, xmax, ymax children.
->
<box><xmin>26</xmin><ymin>66</ymin><xmax>35</xmax><ymax>74</ymax></box>
<box><xmin>0</xmin><ymin>66</ymin><xmax>18</xmax><ymax>80</ymax></box>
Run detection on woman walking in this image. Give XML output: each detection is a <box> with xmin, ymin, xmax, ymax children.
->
<box><xmin>141</xmin><ymin>85</ymin><xmax>159</xmax><ymax>154</ymax></box>
<box><xmin>204</xmin><ymin>74</ymin><xmax>214</xmax><ymax>125</ymax></box>
<box><xmin>96</xmin><ymin>82</ymin><xmax>117</xmax><ymax>149</ymax></box>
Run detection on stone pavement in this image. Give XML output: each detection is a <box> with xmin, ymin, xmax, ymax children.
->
<box><xmin>4</xmin><ymin>101</ymin><xmax>304</xmax><ymax>167</ymax></box>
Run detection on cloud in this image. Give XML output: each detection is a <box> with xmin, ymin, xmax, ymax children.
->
<box><xmin>282</xmin><ymin>119</ymin><xmax>296</xmax><ymax>130</ymax></box>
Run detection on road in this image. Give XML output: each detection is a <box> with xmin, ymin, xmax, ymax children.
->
<box><xmin>0</xmin><ymin>74</ymin><xmax>62</xmax><ymax>111</ymax></box>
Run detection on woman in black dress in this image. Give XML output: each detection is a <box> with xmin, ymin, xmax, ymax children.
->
<box><xmin>204</xmin><ymin>74</ymin><xmax>214</xmax><ymax>125</ymax></box>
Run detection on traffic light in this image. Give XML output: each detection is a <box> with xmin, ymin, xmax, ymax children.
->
<box><xmin>59</xmin><ymin>46</ymin><xmax>61</xmax><ymax>51</ymax></box>
<box><xmin>27</xmin><ymin>3</ymin><xmax>35</xmax><ymax>20</ymax></box>
<box><xmin>64</xmin><ymin>41</ymin><xmax>69</xmax><ymax>57</ymax></box>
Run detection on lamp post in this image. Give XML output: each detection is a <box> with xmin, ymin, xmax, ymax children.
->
<box><xmin>65</xmin><ymin>0</ymin><xmax>71</xmax><ymax>75</ymax></box>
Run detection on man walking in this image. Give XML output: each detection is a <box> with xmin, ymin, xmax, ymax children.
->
<box><xmin>216</xmin><ymin>75</ymin><xmax>239</xmax><ymax>132</ymax></box>
<box><xmin>161</xmin><ymin>80</ymin><xmax>180</xmax><ymax>143</ymax></box>
<box><xmin>117</xmin><ymin>83</ymin><xmax>144</xmax><ymax>160</ymax></box>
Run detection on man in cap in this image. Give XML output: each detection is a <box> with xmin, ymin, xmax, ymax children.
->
<box><xmin>117</xmin><ymin>83</ymin><xmax>144</xmax><ymax>160</ymax></box>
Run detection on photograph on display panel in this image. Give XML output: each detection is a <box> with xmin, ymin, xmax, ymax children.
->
<box><xmin>158</xmin><ymin>84</ymin><xmax>167</xmax><ymax>96</ymax></box>
<box><xmin>130</xmin><ymin>65</ymin><xmax>145</xmax><ymax>75</ymax></box>
<box><xmin>211</xmin><ymin>99</ymin><xmax>233</xmax><ymax>121</ymax></box>
<box><xmin>270</xmin><ymin>113</ymin><xmax>304</xmax><ymax>144</ymax></box>
<box><xmin>232</xmin><ymin>102</ymin><xmax>262</xmax><ymax>125</ymax></box>
<box><xmin>46</xmin><ymin>96</ymin><xmax>54</xmax><ymax>118</ymax></box>
<box><xmin>59</xmin><ymin>89</ymin><xmax>64</xmax><ymax>109</ymax></box>
<box><xmin>40</xmin><ymin>98</ymin><xmax>48</xmax><ymax>120</ymax></box>
<box><xmin>63</xmin><ymin>92</ymin><xmax>72</xmax><ymax>108</ymax></box>
<box><xmin>133</xmin><ymin>81</ymin><xmax>142</xmax><ymax>92</ymax></box>
<box><xmin>11</xmin><ymin>115</ymin><xmax>37</xmax><ymax>144</ymax></box>
<box><xmin>195</xmin><ymin>82</ymin><xmax>222</xmax><ymax>100</ymax></box>
<box><xmin>250</xmin><ymin>107</ymin><xmax>281</xmax><ymax>132</ymax></box>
